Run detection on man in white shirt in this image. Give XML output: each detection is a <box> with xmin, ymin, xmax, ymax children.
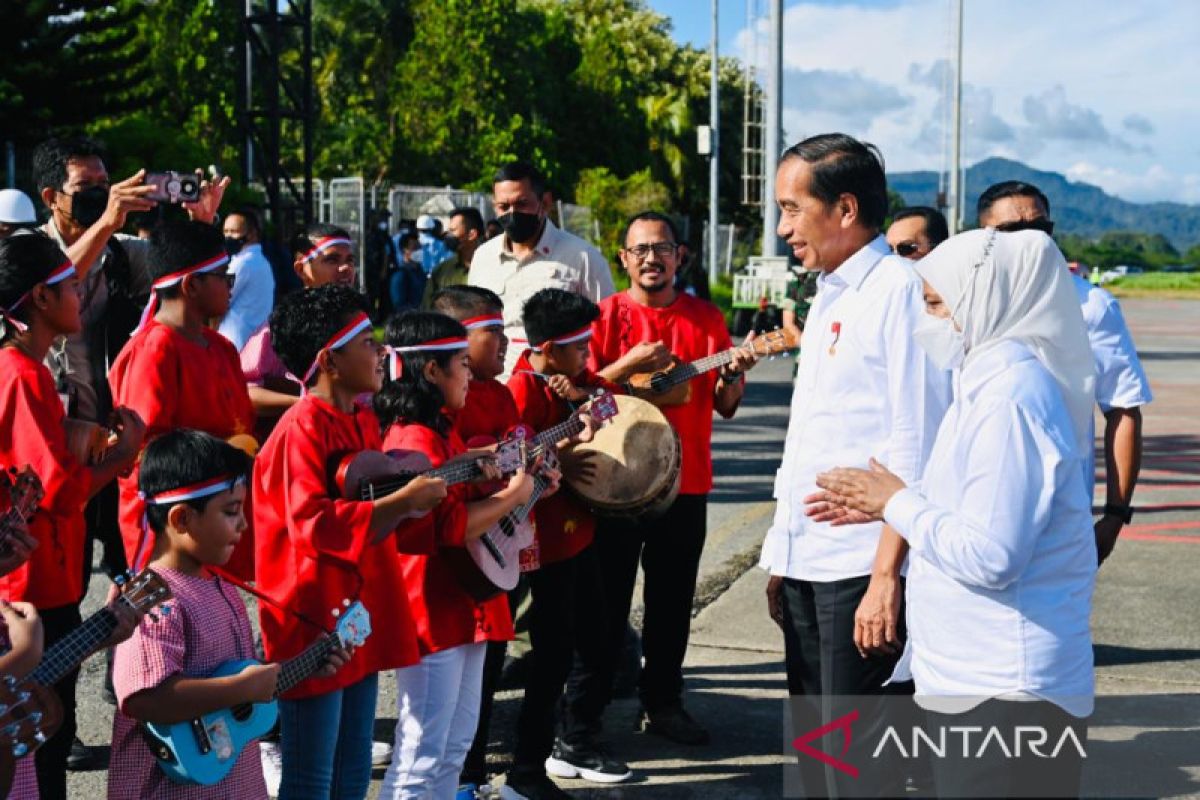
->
<box><xmin>219</xmin><ymin>208</ymin><xmax>276</xmax><ymax>351</ymax></box>
<box><xmin>977</xmin><ymin>181</ymin><xmax>1152</xmax><ymax>564</ymax></box>
<box><xmin>759</xmin><ymin>133</ymin><xmax>950</xmax><ymax>798</ymax></box>
<box><xmin>468</xmin><ymin>161</ymin><xmax>615</xmax><ymax>378</ymax></box>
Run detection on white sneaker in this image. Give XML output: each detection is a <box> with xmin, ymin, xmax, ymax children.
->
<box><xmin>371</xmin><ymin>739</ymin><xmax>394</xmax><ymax>766</ymax></box>
<box><xmin>259</xmin><ymin>740</ymin><xmax>283</xmax><ymax>799</ymax></box>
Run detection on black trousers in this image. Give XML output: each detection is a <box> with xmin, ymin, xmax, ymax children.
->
<box><xmin>780</xmin><ymin>575</ymin><xmax>909</xmax><ymax>799</ymax></box>
<box><xmin>81</xmin><ymin>480</ymin><xmax>127</xmax><ymax>583</ymax></box>
<box><xmin>927</xmin><ymin>700</ymin><xmax>1087</xmax><ymax>799</ymax></box>
<box><xmin>34</xmin><ymin>604</ymin><xmax>82</xmax><ymax>800</ymax></box>
<box><xmin>512</xmin><ymin>545</ymin><xmax>606</xmax><ymax>774</ymax></box>
<box><xmin>563</xmin><ymin>494</ymin><xmax>708</xmax><ymax>737</ymax></box>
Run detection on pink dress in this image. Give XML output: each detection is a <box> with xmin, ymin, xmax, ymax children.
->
<box><xmin>108</xmin><ymin>568</ymin><xmax>268</xmax><ymax>800</ymax></box>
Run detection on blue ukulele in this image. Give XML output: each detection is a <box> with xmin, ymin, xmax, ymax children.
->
<box><xmin>142</xmin><ymin>600</ymin><xmax>371</xmax><ymax>786</ymax></box>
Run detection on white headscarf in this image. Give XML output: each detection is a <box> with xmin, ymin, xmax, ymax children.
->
<box><xmin>915</xmin><ymin>228</ymin><xmax>1095</xmax><ymax>451</ymax></box>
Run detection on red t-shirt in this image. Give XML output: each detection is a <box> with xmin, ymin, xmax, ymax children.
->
<box><xmin>383</xmin><ymin>421</ymin><xmax>514</xmax><ymax>654</ymax></box>
<box><xmin>0</xmin><ymin>349</ymin><xmax>92</xmax><ymax>609</ymax></box>
<box><xmin>590</xmin><ymin>292</ymin><xmax>733</xmax><ymax>495</ymax></box>
<box><xmin>506</xmin><ymin>350</ymin><xmax>620</xmax><ymax>564</ymax></box>
<box><xmin>108</xmin><ymin>321</ymin><xmax>257</xmax><ymax>576</ymax></box>
<box><xmin>455</xmin><ymin>379</ymin><xmax>521</xmax><ymax>445</ymax></box>
<box><xmin>253</xmin><ymin>395</ymin><xmax>426</xmax><ymax>698</ymax></box>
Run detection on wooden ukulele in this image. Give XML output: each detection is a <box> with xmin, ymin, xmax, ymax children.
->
<box><xmin>0</xmin><ymin>467</ymin><xmax>43</xmax><ymax>558</ymax></box>
<box><xmin>142</xmin><ymin>600</ymin><xmax>371</xmax><ymax>786</ymax></box>
<box><xmin>625</xmin><ymin>327</ymin><xmax>798</xmax><ymax>407</ymax></box>
<box><xmin>0</xmin><ymin>568</ymin><xmax>173</xmax><ymax>795</ymax></box>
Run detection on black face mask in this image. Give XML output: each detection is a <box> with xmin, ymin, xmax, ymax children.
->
<box><xmin>67</xmin><ymin>186</ymin><xmax>108</xmax><ymax>228</ymax></box>
<box><xmin>224</xmin><ymin>236</ymin><xmax>245</xmax><ymax>256</ymax></box>
<box><xmin>441</xmin><ymin>234</ymin><xmax>461</xmax><ymax>253</ymax></box>
<box><xmin>498</xmin><ymin>211</ymin><xmax>541</xmax><ymax>245</ymax></box>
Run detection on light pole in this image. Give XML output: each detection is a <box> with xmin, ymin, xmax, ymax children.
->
<box><xmin>708</xmin><ymin>0</ymin><xmax>721</xmax><ymax>285</ymax></box>
<box><xmin>761</xmin><ymin>0</ymin><xmax>782</xmax><ymax>256</ymax></box>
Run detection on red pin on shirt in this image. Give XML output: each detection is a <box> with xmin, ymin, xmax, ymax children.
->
<box><xmin>829</xmin><ymin>322</ymin><xmax>842</xmax><ymax>355</ymax></box>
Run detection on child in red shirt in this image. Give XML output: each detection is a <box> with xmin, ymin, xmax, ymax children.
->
<box><xmin>0</xmin><ymin>232</ymin><xmax>145</xmax><ymax>797</ymax></box>
<box><xmin>108</xmin><ymin>219</ymin><xmax>257</xmax><ymax>578</ymax></box>
<box><xmin>375</xmin><ymin>310</ymin><xmax>540</xmax><ymax>799</ymax></box>
<box><xmin>253</xmin><ymin>286</ymin><xmax>446</xmax><ymax>800</ymax></box>
<box><xmin>504</xmin><ymin>288</ymin><xmax>631</xmax><ymax>797</ymax></box>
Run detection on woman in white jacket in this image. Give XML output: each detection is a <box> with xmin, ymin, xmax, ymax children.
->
<box><xmin>813</xmin><ymin>227</ymin><xmax>1097</xmax><ymax>798</ymax></box>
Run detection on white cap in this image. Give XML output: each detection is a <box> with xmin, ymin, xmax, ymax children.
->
<box><xmin>415</xmin><ymin>214</ymin><xmax>437</xmax><ymax>232</ymax></box>
<box><xmin>0</xmin><ymin>189</ymin><xmax>37</xmax><ymax>225</ymax></box>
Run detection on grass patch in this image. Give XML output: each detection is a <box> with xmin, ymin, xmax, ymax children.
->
<box><xmin>1105</xmin><ymin>272</ymin><xmax>1200</xmax><ymax>299</ymax></box>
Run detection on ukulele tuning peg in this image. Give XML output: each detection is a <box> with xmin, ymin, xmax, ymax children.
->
<box><xmin>12</xmin><ymin>743</ymin><xmax>27</xmax><ymax>757</ymax></box>
<box><xmin>16</xmin><ymin>691</ymin><xmax>29</xmax><ymax>704</ymax></box>
<box><xmin>114</xmin><ymin>573</ymin><xmax>127</xmax><ymax>587</ymax></box>
<box><xmin>3</xmin><ymin>674</ymin><xmax>15</xmax><ymax>688</ymax></box>
<box><xmin>28</xmin><ymin>712</ymin><xmax>41</xmax><ymax>725</ymax></box>
<box><xmin>343</xmin><ymin>599</ymin><xmax>351</xmax><ymax>607</ymax></box>
<box><xmin>1</xmin><ymin>723</ymin><xmax>15</xmax><ymax>737</ymax></box>
<box><xmin>33</xmin><ymin>730</ymin><xmax>46</xmax><ymax>744</ymax></box>
<box><xmin>0</xmin><ymin>704</ymin><xmax>8</xmax><ymax>717</ymax></box>
<box><xmin>161</xmin><ymin>604</ymin><xmax>172</xmax><ymax>616</ymax></box>
<box><xmin>331</xmin><ymin>608</ymin><xmax>341</xmax><ymax>618</ymax></box>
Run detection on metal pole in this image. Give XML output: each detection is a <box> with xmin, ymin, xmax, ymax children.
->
<box><xmin>5</xmin><ymin>142</ymin><xmax>14</xmax><ymax>189</ymax></box>
<box><xmin>948</xmin><ymin>0</ymin><xmax>963</xmax><ymax>234</ymax></box>
<box><xmin>762</xmin><ymin>0</ymin><xmax>782</xmax><ymax>256</ymax></box>
<box><xmin>708</xmin><ymin>0</ymin><xmax>720</xmax><ymax>287</ymax></box>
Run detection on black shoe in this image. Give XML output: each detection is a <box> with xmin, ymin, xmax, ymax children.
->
<box><xmin>501</xmin><ymin>772</ymin><xmax>571</xmax><ymax>800</ymax></box>
<box><xmin>544</xmin><ymin>737</ymin><xmax>632</xmax><ymax>784</ymax></box>
<box><xmin>639</xmin><ymin>704</ymin><xmax>710</xmax><ymax>745</ymax></box>
<box><xmin>67</xmin><ymin>736</ymin><xmax>105</xmax><ymax>771</ymax></box>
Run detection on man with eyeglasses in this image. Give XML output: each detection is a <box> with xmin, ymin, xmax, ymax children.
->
<box><xmin>468</xmin><ymin>160</ymin><xmax>615</xmax><ymax>378</ymax></box>
<box><xmin>886</xmin><ymin>205</ymin><xmax>948</xmax><ymax>260</ymax></box>
<box><xmin>978</xmin><ymin>180</ymin><xmax>1152</xmax><ymax>566</ymax></box>
<box><xmin>556</xmin><ymin>211</ymin><xmax>758</xmax><ymax>771</ymax></box>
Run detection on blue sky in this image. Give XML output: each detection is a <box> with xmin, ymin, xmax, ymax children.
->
<box><xmin>646</xmin><ymin>0</ymin><xmax>1200</xmax><ymax>204</ymax></box>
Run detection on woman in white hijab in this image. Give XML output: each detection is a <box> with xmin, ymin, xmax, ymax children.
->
<box><xmin>812</xmin><ymin>228</ymin><xmax>1096</xmax><ymax>798</ymax></box>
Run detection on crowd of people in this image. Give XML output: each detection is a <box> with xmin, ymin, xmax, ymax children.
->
<box><xmin>0</xmin><ymin>128</ymin><xmax>1152</xmax><ymax>800</ymax></box>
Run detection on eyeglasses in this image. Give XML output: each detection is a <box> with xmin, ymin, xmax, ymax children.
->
<box><xmin>204</xmin><ymin>272</ymin><xmax>236</xmax><ymax>288</ymax></box>
<box><xmin>893</xmin><ymin>241</ymin><xmax>921</xmax><ymax>258</ymax></box>
<box><xmin>995</xmin><ymin>218</ymin><xmax>1055</xmax><ymax>236</ymax></box>
<box><xmin>624</xmin><ymin>242</ymin><xmax>677</xmax><ymax>261</ymax></box>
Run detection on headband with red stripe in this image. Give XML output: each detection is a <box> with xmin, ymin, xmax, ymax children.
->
<box><xmin>301</xmin><ymin>236</ymin><xmax>353</xmax><ymax>263</ymax></box>
<box><xmin>531</xmin><ymin>325</ymin><xmax>592</xmax><ymax>353</ymax></box>
<box><xmin>133</xmin><ymin>473</ymin><xmax>245</xmax><ymax>569</ymax></box>
<box><xmin>134</xmin><ymin>252</ymin><xmax>230</xmax><ymax>333</ymax></box>
<box><xmin>2</xmin><ymin>259</ymin><xmax>77</xmax><ymax>333</ymax></box>
<box><xmin>461</xmin><ymin>314</ymin><xmax>504</xmax><ymax>330</ymax></box>
<box><xmin>384</xmin><ymin>336</ymin><xmax>469</xmax><ymax>381</ymax></box>
<box><xmin>297</xmin><ymin>312</ymin><xmax>374</xmax><ymax>388</ymax></box>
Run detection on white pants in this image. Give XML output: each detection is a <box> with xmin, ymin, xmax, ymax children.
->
<box><xmin>380</xmin><ymin>642</ymin><xmax>487</xmax><ymax>799</ymax></box>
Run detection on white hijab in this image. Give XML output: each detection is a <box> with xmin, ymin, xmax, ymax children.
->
<box><xmin>915</xmin><ymin>228</ymin><xmax>1095</xmax><ymax>451</ymax></box>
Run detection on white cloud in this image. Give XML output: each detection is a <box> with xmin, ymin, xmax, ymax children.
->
<box><xmin>1065</xmin><ymin>162</ymin><xmax>1200</xmax><ymax>205</ymax></box>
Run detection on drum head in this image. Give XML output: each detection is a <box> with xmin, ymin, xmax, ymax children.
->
<box><xmin>563</xmin><ymin>395</ymin><xmax>681</xmax><ymax>517</ymax></box>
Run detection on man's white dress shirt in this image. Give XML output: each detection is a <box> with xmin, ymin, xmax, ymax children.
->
<box><xmin>219</xmin><ymin>243</ymin><xmax>275</xmax><ymax>352</ymax></box>
<box><xmin>759</xmin><ymin>236</ymin><xmax>951</xmax><ymax>582</ymax></box>
<box><xmin>884</xmin><ymin>339</ymin><xmax>1096</xmax><ymax>717</ymax></box>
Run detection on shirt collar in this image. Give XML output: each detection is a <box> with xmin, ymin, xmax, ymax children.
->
<box><xmin>817</xmin><ymin>234</ymin><xmax>889</xmax><ymax>291</ymax></box>
<box><xmin>500</xmin><ymin>218</ymin><xmax>559</xmax><ymax>263</ymax></box>
<box><xmin>959</xmin><ymin>338</ymin><xmax>1035</xmax><ymax>401</ymax></box>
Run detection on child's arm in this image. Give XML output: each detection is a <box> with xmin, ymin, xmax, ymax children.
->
<box><xmin>122</xmin><ymin>662</ymin><xmax>280</xmax><ymax>726</ymax></box>
<box><xmin>0</xmin><ymin>601</ymin><xmax>43</xmax><ymax>678</ymax></box>
<box><xmin>462</xmin><ymin>469</ymin><xmax>536</xmax><ymax>541</ymax></box>
<box><xmin>369</xmin><ymin>475</ymin><xmax>448</xmax><ymax>541</ymax></box>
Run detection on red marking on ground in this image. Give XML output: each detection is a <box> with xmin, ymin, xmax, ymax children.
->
<box><xmin>1121</xmin><ymin>521</ymin><xmax>1200</xmax><ymax>540</ymax></box>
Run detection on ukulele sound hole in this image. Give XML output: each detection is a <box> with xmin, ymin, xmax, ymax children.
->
<box><xmin>650</xmin><ymin>373</ymin><xmax>672</xmax><ymax>393</ymax></box>
<box><xmin>230</xmin><ymin>703</ymin><xmax>254</xmax><ymax>722</ymax></box>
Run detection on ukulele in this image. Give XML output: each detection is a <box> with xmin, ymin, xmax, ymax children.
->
<box><xmin>0</xmin><ymin>569</ymin><xmax>173</xmax><ymax>795</ymax></box>
<box><xmin>142</xmin><ymin>600</ymin><xmax>371</xmax><ymax>786</ymax></box>
<box><xmin>625</xmin><ymin>327</ymin><xmax>798</xmax><ymax>407</ymax></box>
<box><xmin>0</xmin><ymin>467</ymin><xmax>43</xmax><ymax>558</ymax></box>
<box><xmin>448</xmin><ymin>392</ymin><xmax>620</xmax><ymax>601</ymax></box>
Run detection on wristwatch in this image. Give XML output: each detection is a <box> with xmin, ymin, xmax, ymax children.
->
<box><xmin>1103</xmin><ymin>503</ymin><xmax>1134</xmax><ymax>524</ymax></box>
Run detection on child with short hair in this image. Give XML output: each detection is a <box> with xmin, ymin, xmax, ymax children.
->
<box><xmin>503</xmin><ymin>288</ymin><xmax>629</xmax><ymax>799</ymax></box>
<box><xmin>375</xmin><ymin>310</ymin><xmax>540</xmax><ymax>799</ymax></box>
<box><xmin>108</xmin><ymin>218</ymin><xmax>257</xmax><ymax>578</ymax></box>
<box><xmin>109</xmin><ymin>430</ymin><xmax>346</xmax><ymax>799</ymax></box>
<box><xmin>255</xmin><ymin>286</ymin><xmax>447</xmax><ymax>799</ymax></box>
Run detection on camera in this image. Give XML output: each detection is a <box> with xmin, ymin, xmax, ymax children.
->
<box><xmin>144</xmin><ymin>171</ymin><xmax>202</xmax><ymax>204</ymax></box>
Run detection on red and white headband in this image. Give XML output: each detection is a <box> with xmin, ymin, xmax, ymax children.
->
<box><xmin>461</xmin><ymin>314</ymin><xmax>504</xmax><ymax>331</ymax></box>
<box><xmin>296</xmin><ymin>312</ymin><xmax>374</xmax><ymax>389</ymax></box>
<box><xmin>384</xmin><ymin>336</ymin><xmax>468</xmax><ymax>380</ymax></box>
<box><xmin>2</xmin><ymin>259</ymin><xmax>76</xmax><ymax>333</ymax></box>
<box><xmin>134</xmin><ymin>253</ymin><xmax>230</xmax><ymax>333</ymax></box>
<box><xmin>134</xmin><ymin>473</ymin><xmax>245</xmax><ymax>569</ymax></box>
<box><xmin>301</xmin><ymin>236</ymin><xmax>353</xmax><ymax>263</ymax></box>
<box><xmin>531</xmin><ymin>325</ymin><xmax>592</xmax><ymax>353</ymax></box>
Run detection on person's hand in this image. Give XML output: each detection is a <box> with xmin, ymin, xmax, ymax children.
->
<box><xmin>0</xmin><ymin>601</ymin><xmax>43</xmax><ymax>662</ymax></box>
<box><xmin>238</xmin><ymin>662</ymin><xmax>281</xmax><ymax>703</ymax></box>
<box><xmin>102</xmin><ymin>582</ymin><xmax>142</xmax><ymax>648</ymax></box>
<box><xmin>98</xmin><ymin>170</ymin><xmax>157</xmax><ymax>231</ymax></box>
<box><xmin>766</xmin><ymin>575</ymin><xmax>786</xmax><ymax>630</ymax></box>
<box><xmin>814</xmin><ymin>458</ymin><xmax>906</xmax><ymax>520</ymax></box>
<box><xmin>853</xmin><ymin>574</ymin><xmax>902</xmax><ymax>658</ymax></box>
<box><xmin>547</xmin><ymin>375</ymin><xmax>589</xmax><ymax>402</ymax></box>
<box><xmin>314</xmin><ymin>645</ymin><xmax>354</xmax><ymax>678</ymax></box>
<box><xmin>0</xmin><ymin>521</ymin><xmax>38</xmax><ymax>578</ymax></box>
<box><xmin>107</xmin><ymin>407</ymin><xmax>147</xmax><ymax>463</ymax></box>
<box><xmin>621</xmin><ymin>340</ymin><xmax>672</xmax><ymax>374</ymax></box>
<box><xmin>396</xmin><ymin>475</ymin><xmax>447</xmax><ymax>513</ymax></box>
<box><xmin>505</xmin><ymin>468</ymin><xmax>536</xmax><ymax>506</ymax></box>
<box><xmin>534</xmin><ymin>454</ymin><xmax>562</xmax><ymax>499</ymax></box>
<box><xmin>473</xmin><ymin>454</ymin><xmax>502</xmax><ymax>482</ymax></box>
<box><xmin>724</xmin><ymin>331</ymin><xmax>760</xmax><ymax>377</ymax></box>
<box><xmin>802</xmin><ymin>491</ymin><xmax>877</xmax><ymax>526</ymax></box>
<box><xmin>571</xmin><ymin>412</ymin><xmax>597</xmax><ymax>444</ymax></box>
<box><xmin>182</xmin><ymin>171</ymin><xmax>231</xmax><ymax>225</ymax></box>
<box><xmin>1095</xmin><ymin>515</ymin><xmax>1123</xmax><ymax>566</ymax></box>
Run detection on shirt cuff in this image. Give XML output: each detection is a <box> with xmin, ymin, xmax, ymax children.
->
<box><xmin>883</xmin><ymin>488</ymin><xmax>926</xmax><ymax>548</ymax></box>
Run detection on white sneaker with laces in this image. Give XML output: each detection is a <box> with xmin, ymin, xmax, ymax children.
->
<box><xmin>372</xmin><ymin>739</ymin><xmax>394</xmax><ymax>766</ymax></box>
<box><xmin>259</xmin><ymin>740</ymin><xmax>283</xmax><ymax>799</ymax></box>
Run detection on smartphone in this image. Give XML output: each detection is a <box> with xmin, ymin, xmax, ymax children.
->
<box><xmin>144</xmin><ymin>171</ymin><xmax>201</xmax><ymax>204</ymax></box>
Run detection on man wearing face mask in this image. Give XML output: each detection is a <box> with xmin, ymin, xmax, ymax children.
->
<box><xmin>469</xmin><ymin>161</ymin><xmax>615</xmax><ymax>378</ymax></box>
<box><xmin>218</xmin><ymin>207</ymin><xmax>275</xmax><ymax>351</ymax></box>
<box><xmin>421</xmin><ymin>206</ymin><xmax>484</xmax><ymax>308</ymax></box>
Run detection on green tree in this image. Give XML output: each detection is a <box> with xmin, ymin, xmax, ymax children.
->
<box><xmin>575</xmin><ymin>166</ymin><xmax>671</xmax><ymax>260</ymax></box>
